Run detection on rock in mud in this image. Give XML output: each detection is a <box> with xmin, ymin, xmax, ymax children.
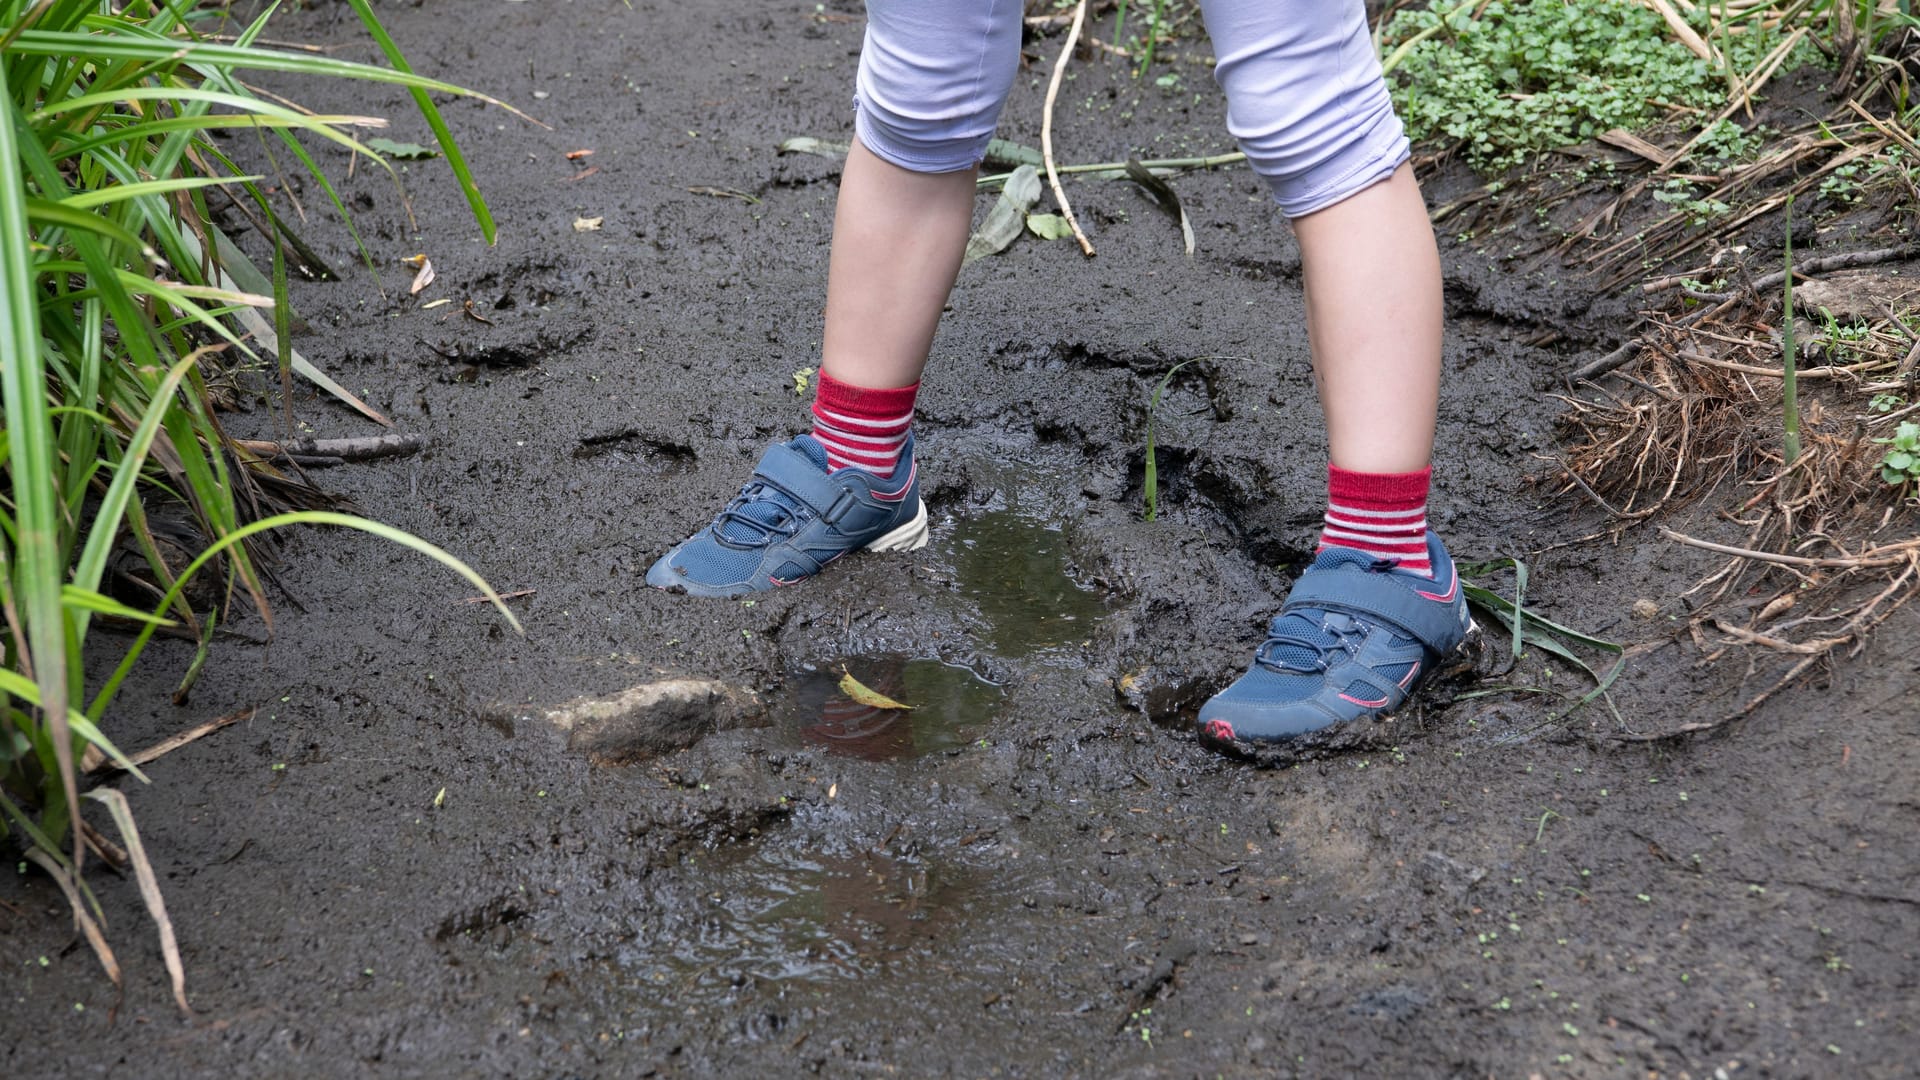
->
<box><xmin>536</xmin><ymin>679</ymin><xmax>765</xmax><ymax>763</ymax></box>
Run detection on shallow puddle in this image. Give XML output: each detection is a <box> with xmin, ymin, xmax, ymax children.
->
<box><xmin>776</xmin><ymin>656</ymin><xmax>1003</xmax><ymax>761</ymax></box>
<box><xmin>942</xmin><ymin>509</ymin><xmax>1108</xmax><ymax>660</ymax></box>
<box><xmin>616</xmin><ymin>849</ymin><xmax>985</xmax><ymax>1005</ymax></box>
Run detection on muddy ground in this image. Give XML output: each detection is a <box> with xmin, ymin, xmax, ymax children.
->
<box><xmin>5</xmin><ymin>1</ymin><xmax>1918</xmax><ymax>1076</ymax></box>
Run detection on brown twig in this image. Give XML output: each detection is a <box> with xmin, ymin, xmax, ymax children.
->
<box><xmin>461</xmin><ymin>588</ymin><xmax>536</xmax><ymax>605</ymax></box>
<box><xmin>87</xmin><ymin>707</ymin><xmax>256</xmax><ymax>774</ymax></box>
<box><xmin>1041</xmin><ymin>0</ymin><xmax>1095</xmax><ymax>257</ymax></box>
<box><xmin>1659</xmin><ymin>527</ymin><xmax>1920</xmax><ymax>570</ymax></box>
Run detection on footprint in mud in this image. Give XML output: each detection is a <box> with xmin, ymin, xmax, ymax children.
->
<box><xmin>617</xmin><ymin>848</ymin><xmax>987</xmax><ymax>1004</ymax></box>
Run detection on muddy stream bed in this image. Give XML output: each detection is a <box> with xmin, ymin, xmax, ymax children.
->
<box><xmin>4</xmin><ymin>1</ymin><xmax>1916</xmax><ymax>1076</ymax></box>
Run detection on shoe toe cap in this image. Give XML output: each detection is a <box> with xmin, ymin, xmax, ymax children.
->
<box><xmin>1196</xmin><ymin>694</ymin><xmax>1340</xmax><ymax>744</ymax></box>
<box><xmin>645</xmin><ymin>545</ymin><xmax>758</xmax><ymax>597</ymax></box>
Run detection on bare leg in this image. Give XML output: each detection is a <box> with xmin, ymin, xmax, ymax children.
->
<box><xmin>819</xmin><ymin>139</ymin><xmax>977</xmax><ymax>390</ymax></box>
<box><xmin>1289</xmin><ymin>164</ymin><xmax>1442</xmax><ymax>475</ymax></box>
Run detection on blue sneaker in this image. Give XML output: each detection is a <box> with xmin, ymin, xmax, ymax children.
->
<box><xmin>1196</xmin><ymin>532</ymin><xmax>1475</xmax><ymax>762</ymax></box>
<box><xmin>645</xmin><ymin>433</ymin><xmax>929</xmax><ymax>597</ymax></box>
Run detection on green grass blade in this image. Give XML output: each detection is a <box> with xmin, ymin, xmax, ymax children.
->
<box><xmin>59</xmin><ymin>173</ymin><xmax>261</xmax><ymax>211</ymax></box>
<box><xmin>10</xmin><ymin>28</ymin><xmax>487</xmax><ymax>99</ymax></box>
<box><xmin>1</xmin><ymin>79</ymin><xmax>82</xmax><ymax>864</ymax></box>
<box><xmin>90</xmin><ymin>511</ymin><xmax>524</xmax><ymax>723</ymax></box>
<box><xmin>23</xmin><ymin>197</ymin><xmax>146</xmax><ymax>250</ymax></box>
<box><xmin>344</xmin><ymin>0</ymin><xmax>496</xmax><ymax>243</ymax></box>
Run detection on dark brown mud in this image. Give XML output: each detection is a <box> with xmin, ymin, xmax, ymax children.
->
<box><xmin>4</xmin><ymin>2</ymin><xmax>1917</xmax><ymax>1077</ymax></box>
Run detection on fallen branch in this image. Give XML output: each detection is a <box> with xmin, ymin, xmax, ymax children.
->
<box><xmin>1569</xmin><ymin>336</ymin><xmax>1644</xmax><ymax>383</ymax></box>
<box><xmin>1749</xmin><ymin>244</ymin><xmax>1920</xmax><ymax>295</ymax></box>
<box><xmin>1041</xmin><ymin>0</ymin><xmax>1095</xmax><ymax>257</ymax></box>
<box><xmin>233</xmin><ymin>432</ymin><xmax>424</xmax><ymax>462</ymax></box>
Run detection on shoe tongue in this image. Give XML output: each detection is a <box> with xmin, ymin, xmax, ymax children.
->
<box><xmin>713</xmin><ymin>436</ymin><xmax>827</xmax><ymax>544</ymax></box>
<box><xmin>1263</xmin><ymin>547</ymin><xmax>1391</xmax><ymax>670</ymax></box>
<box><xmin>792</xmin><ymin>434</ymin><xmax>831</xmax><ymax>470</ymax></box>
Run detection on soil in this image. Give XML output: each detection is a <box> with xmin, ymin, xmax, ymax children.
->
<box><xmin>5</xmin><ymin>2</ymin><xmax>1917</xmax><ymax>1077</ymax></box>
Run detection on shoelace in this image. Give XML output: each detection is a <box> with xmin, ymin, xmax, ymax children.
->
<box><xmin>713</xmin><ymin>480</ymin><xmax>804</xmax><ymax>548</ymax></box>
<box><xmin>1254</xmin><ymin>555</ymin><xmax>1406</xmax><ymax>673</ymax></box>
<box><xmin>1255</xmin><ymin>611</ymin><xmax>1364</xmax><ymax>674</ymax></box>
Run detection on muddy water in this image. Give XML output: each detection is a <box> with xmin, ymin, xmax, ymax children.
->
<box><xmin>4</xmin><ymin>1</ymin><xmax>1918</xmax><ymax>1077</ymax></box>
<box><xmin>945</xmin><ymin>509</ymin><xmax>1110</xmax><ymax>661</ymax></box>
<box><xmin>614</xmin><ymin>846</ymin><xmax>990</xmax><ymax>1009</ymax></box>
<box><xmin>777</xmin><ymin>657</ymin><xmax>1002</xmax><ymax>760</ymax></box>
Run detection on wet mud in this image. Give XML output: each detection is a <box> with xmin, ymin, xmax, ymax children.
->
<box><xmin>4</xmin><ymin>1</ymin><xmax>1917</xmax><ymax>1077</ymax></box>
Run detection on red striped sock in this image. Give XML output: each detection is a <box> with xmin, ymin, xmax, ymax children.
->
<box><xmin>1318</xmin><ymin>464</ymin><xmax>1433</xmax><ymax>576</ymax></box>
<box><xmin>810</xmin><ymin>370</ymin><xmax>917</xmax><ymax>479</ymax></box>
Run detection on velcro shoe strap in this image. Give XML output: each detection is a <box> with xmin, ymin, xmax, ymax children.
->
<box><xmin>752</xmin><ymin>443</ymin><xmax>858</xmax><ymax>524</ymax></box>
<box><xmin>1282</xmin><ymin>570</ymin><xmax>1459</xmax><ymax>654</ymax></box>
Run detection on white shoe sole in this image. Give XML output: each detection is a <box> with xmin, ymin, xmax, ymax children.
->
<box><xmin>865</xmin><ymin>500</ymin><xmax>930</xmax><ymax>553</ymax></box>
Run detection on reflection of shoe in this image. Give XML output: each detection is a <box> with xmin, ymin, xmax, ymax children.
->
<box><xmin>645</xmin><ymin>434</ymin><xmax>928</xmax><ymax>598</ymax></box>
<box><xmin>1197</xmin><ymin>532</ymin><xmax>1472</xmax><ymax>755</ymax></box>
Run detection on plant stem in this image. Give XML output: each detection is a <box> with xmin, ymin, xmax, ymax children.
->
<box><xmin>1782</xmin><ymin>192</ymin><xmax>1803</xmax><ymax>469</ymax></box>
<box><xmin>980</xmin><ymin>150</ymin><xmax>1246</xmax><ymax>188</ymax></box>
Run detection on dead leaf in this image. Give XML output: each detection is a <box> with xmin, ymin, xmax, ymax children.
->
<box><xmin>838</xmin><ymin>668</ymin><xmax>913</xmax><ymax>711</ymax></box>
<box><xmin>778</xmin><ymin>136</ymin><xmax>851</xmax><ymax>159</ymax></box>
<box><xmin>566</xmin><ymin>149</ymin><xmax>595</xmax><ymax>160</ymax></box>
<box><xmin>573</xmin><ymin>216</ymin><xmax>603</xmax><ymax>232</ymax></box>
<box><xmin>963</xmin><ymin>164</ymin><xmax>1042</xmax><ymax>264</ymax></box>
<box><xmin>1123</xmin><ymin>158</ymin><xmax>1195</xmax><ymax>257</ymax></box>
<box><xmin>793</xmin><ymin>366</ymin><xmax>815</xmax><ymax>396</ymax></box>
<box><xmin>404</xmin><ymin>255</ymin><xmax>435</xmax><ymax>295</ymax></box>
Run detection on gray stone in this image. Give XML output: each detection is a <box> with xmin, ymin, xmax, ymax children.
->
<box><xmin>539</xmin><ymin>679</ymin><xmax>764</xmax><ymax>763</ymax></box>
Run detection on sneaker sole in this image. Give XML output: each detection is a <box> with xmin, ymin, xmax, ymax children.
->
<box><xmin>1199</xmin><ymin>619</ymin><xmax>1485</xmax><ymax>769</ymax></box>
<box><xmin>865</xmin><ymin>499</ymin><xmax>930</xmax><ymax>553</ymax></box>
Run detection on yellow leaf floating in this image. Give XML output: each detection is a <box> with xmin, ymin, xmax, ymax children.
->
<box><xmin>838</xmin><ymin>669</ymin><xmax>913</xmax><ymax>711</ymax></box>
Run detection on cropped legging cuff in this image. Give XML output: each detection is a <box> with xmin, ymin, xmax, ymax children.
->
<box><xmin>852</xmin><ymin>0</ymin><xmax>1411</xmax><ymax>216</ymax></box>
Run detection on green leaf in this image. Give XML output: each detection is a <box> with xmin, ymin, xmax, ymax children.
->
<box><xmin>1026</xmin><ymin>213</ymin><xmax>1077</xmax><ymax>240</ymax></box>
<box><xmin>838</xmin><ymin>670</ymin><xmax>913</xmax><ymax>711</ymax></box>
<box><xmin>365</xmin><ymin>137</ymin><xmax>439</xmax><ymax>160</ymax></box>
<box><xmin>962</xmin><ymin>164</ymin><xmax>1042</xmax><ymax>263</ymax></box>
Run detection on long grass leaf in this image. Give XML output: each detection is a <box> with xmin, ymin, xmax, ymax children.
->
<box><xmin>0</xmin><ymin>669</ymin><xmax>147</xmax><ymax>779</ymax></box>
<box><xmin>91</xmin><ymin>511</ymin><xmax>524</xmax><ymax>723</ymax></box>
<box><xmin>22</xmin><ymin>197</ymin><xmax>146</xmax><ymax>250</ymax></box>
<box><xmin>1</xmin><ymin>80</ymin><xmax>82</xmax><ymax>869</ymax></box>
<box><xmin>9</xmin><ymin>29</ymin><xmax>486</xmax><ymax>99</ymax></box>
<box><xmin>344</xmin><ymin>0</ymin><xmax>496</xmax><ymax>243</ymax></box>
<box><xmin>22</xmin><ymin>848</ymin><xmax>120</xmax><ymax>989</ymax></box>
<box><xmin>86</xmin><ymin>789</ymin><xmax>190</xmax><ymax>1014</ymax></box>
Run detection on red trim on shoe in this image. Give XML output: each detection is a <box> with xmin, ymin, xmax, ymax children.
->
<box><xmin>870</xmin><ymin>462</ymin><xmax>916</xmax><ymax>502</ymax></box>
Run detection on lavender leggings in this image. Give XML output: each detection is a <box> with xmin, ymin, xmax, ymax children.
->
<box><xmin>853</xmin><ymin>0</ymin><xmax>1409</xmax><ymax>218</ymax></box>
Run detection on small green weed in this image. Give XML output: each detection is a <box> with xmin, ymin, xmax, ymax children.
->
<box><xmin>1653</xmin><ymin>178</ymin><xmax>1732</xmax><ymax>228</ymax></box>
<box><xmin>1874</xmin><ymin>421</ymin><xmax>1920</xmax><ymax>489</ymax></box>
<box><xmin>1381</xmin><ymin>0</ymin><xmax>1810</xmax><ymax>171</ymax></box>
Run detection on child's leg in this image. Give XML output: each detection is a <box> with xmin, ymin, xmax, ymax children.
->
<box><xmin>647</xmin><ymin>0</ymin><xmax>1019</xmax><ymax>597</ymax></box>
<box><xmin>1195</xmin><ymin>0</ymin><xmax>1470</xmax><ymax>751</ymax></box>
<box><xmin>809</xmin><ymin>2</ymin><xmax>1022</xmax><ymax>475</ymax></box>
